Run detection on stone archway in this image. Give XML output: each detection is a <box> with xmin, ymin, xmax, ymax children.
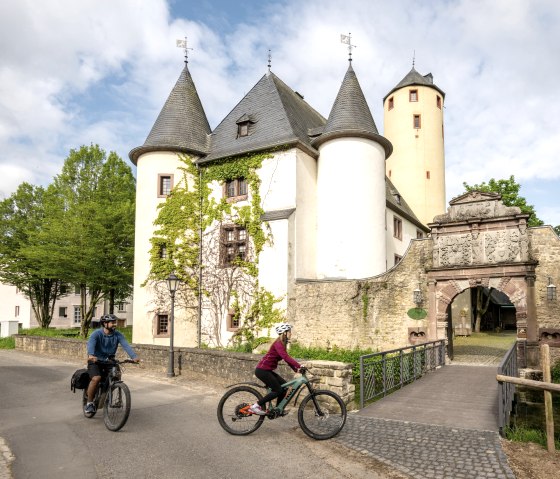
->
<box><xmin>426</xmin><ymin>192</ymin><xmax>539</xmax><ymax>367</ymax></box>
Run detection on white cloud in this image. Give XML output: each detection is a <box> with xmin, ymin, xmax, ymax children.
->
<box><xmin>0</xmin><ymin>0</ymin><xmax>558</xmax><ymax>226</ymax></box>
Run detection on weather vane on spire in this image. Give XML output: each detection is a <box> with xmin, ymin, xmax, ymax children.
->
<box><xmin>412</xmin><ymin>50</ymin><xmax>416</xmax><ymax>68</ymax></box>
<box><xmin>176</xmin><ymin>37</ymin><xmax>193</xmax><ymax>64</ymax></box>
<box><xmin>340</xmin><ymin>33</ymin><xmax>356</xmax><ymax>62</ymax></box>
<box><xmin>268</xmin><ymin>49</ymin><xmax>272</xmax><ymax>73</ymax></box>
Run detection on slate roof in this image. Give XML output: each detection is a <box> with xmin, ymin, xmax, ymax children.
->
<box><xmin>312</xmin><ymin>63</ymin><xmax>392</xmax><ymax>157</ymax></box>
<box><xmin>129</xmin><ymin>65</ymin><xmax>211</xmax><ymax>165</ymax></box>
<box><xmin>386</xmin><ymin>177</ymin><xmax>429</xmax><ymax>231</ymax></box>
<box><xmin>384</xmin><ymin>67</ymin><xmax>445</xmax><ymax>101</ymax></box>
<box><xmin>199</xmin><ymin>72</ymin><xmax>326</xmax><ymax>164</ymax></box>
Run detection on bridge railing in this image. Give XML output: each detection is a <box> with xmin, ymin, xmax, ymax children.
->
<box><xmin>497</xmin><ymin>342</ymin><xmax>518</xmax><ymax>436</ymax></box>
<box><xmin>359</xmin><ymin>340</ymin><xmax>446</xmax><ymax>409</ymax></box>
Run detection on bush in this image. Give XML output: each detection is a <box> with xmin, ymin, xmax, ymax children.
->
<box><xmin>552</xmin><ymin>360</ymin><xmax>560</xmax><ymax>384</ymax></box>
<box><xmin>0</xmin><ymin>337</ymin><xmax>15</xmax><ymax>349</ymax></box>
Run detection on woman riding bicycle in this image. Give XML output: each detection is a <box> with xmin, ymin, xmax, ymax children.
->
<box><xmin>249</xmin><ymin>323</ymin><xmax>303</xmax><ymax>416</ymax></box>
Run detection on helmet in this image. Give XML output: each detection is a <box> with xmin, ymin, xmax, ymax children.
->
<box><xmin>100</xmin><ymin>314</ymin><xmax>118</xmax><ymax>324</ymax></box>
<box><xmin>275</xmin><ymin>323</ymin><xmax>292</xmax><ymax>335</ymax></box>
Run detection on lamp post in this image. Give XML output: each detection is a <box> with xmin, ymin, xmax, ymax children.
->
<box><xmin>547</xmin><ymin>277</ymin><xmax>557</xmax><ymax>301</ymax></box>
<box><xmin>166</xmin><ymin>272</ymin><xmax>181</xmax><ymax>378</ymax></box>
<box><xmin>413</xmin><ymin>283</ymin><xmax>423</xmax><ymax>307</ymax></box>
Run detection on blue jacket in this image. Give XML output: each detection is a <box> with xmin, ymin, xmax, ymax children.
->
<box><xmin>87</xmin><ymin>328</ymin><xmax>137</xmax><ymax>361</ymax></box>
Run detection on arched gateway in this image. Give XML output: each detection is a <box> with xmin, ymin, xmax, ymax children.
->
<box><xmin>427</xmin><ymin>191</ymin><xmax>538</xmax><ymax>366</ymax></box>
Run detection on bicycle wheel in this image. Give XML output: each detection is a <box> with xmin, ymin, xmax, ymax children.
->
<box><xmin>298</xmin><ymin>390</ymin><xmax>347</xmax><ymax>440</ymax></box>
<box><xmin>103</xmin><ymin>382</ymin><xmax>131</xmax><ymax>432</ymax></box>
<box><xmin>217</xmin><ymin>386</ymin><xmax>265</xmax><ymax>435</ymax></box>
<box><xmin>82</xmin><ymin>390</ymin><xmax>97</xmax><ymax>418</ymax></box>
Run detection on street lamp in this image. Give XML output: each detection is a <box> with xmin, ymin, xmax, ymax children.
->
<box><xmin>166</xmin><ymin>272</ymin><xmax>181</xmax><ymax>377</ymax></box>
<box><xmin>547</xmin><ymin>277</ymin><xmax>557</xmax><ymax>301</ymax></box>
<box><xmin>413</xmin><ymin>283</ymin><xmax>423</xmax><ymax>307</ymax></box>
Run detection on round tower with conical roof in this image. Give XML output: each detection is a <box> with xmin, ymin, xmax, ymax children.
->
<box><xmin>383</xmin><ymin>67</ymin><xmax>446</xmax><ymax>226</ymax></box>
<box><xmin>129</xmin><ymin>63</ymin><xmax>210</xmax><ymax>347</ymax></box>
<box><xmin>313</xmin><ymin>63</ymin><xmax>392</xmax><ymax>279</ymax></box>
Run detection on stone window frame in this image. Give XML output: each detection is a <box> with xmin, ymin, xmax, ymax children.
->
<box><xmin>59</xmin><ymin>306</ymin><xmax>68</xmax><ymax>318</ymax></box>
<box><xmin>220</xmin><ymin>225</ymin><xmax>248</xmax><ymax>267</ymax></box>
<box><xmin>413</xmin><ymin>114</ymin><xmax>421</xmax><ymax>129</ymax></box>
<box><xmin>157</xmin><ymin>174</ymin><xmax>174</xmax><ymax>198</ymax></box>
<box><xmin>226</xmin><ymin>308</ymin><xmax>240</xmax><ymax>332</ymax></box>
<box><xmin>154</xmin><ymin>313</ymin><xmax>170</xmax><ymax>338</ymax></box>
<box><xmin>409</xmin><ymin>89</ymin><xmax>418</xmax><ymax>102</ymax></box>
<box><xmin>393</xmin><ymin>216</ymin><xmax>403</xmax><ymax>241</ymax></box>
<box><xmin>394</xmin><ymin>254</ymin><xmax>402</xmax><ymax>265</ymax></box>
<box><xmin>436</xmin><ymin>95</ymin><xmax>442</xmax><ymax>109</ymax></box>
<box><xmin>388</xmin><ymin>96</ymin><xmax>394</xmax><ymax>110</ymax></box>
<box><xmin>223</xmin><ymin>178</ymin><xmax>248</xmax><ymax>203</ymax></box>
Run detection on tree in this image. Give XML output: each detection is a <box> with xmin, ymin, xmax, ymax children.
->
<box><xmin>473</xmin><ymin>287</ymin><xmax>493</xmax><ymax>333</ymax></box>
<box><xmin>463</xmin><ymin>175</ymin><xmax>544</xmax><ymax>227</ymax></box>
<box><xmin>0</xmin><ymin>183</ymin><xmax>65</xmax><ymax>328</ymax></box>
<box><xmin>28</xmin><ymin>145</ymin><xmax>135</xmax><ymax>337</ymax></box>
<box><xmin>554</xmin><ymin>225</ymin><xmax>560</xmax><ymax>237</ymax></box>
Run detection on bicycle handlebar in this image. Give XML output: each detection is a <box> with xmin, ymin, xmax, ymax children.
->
<box><xmin>95</xmin><ymin>359</ymin><xmax>139</xmax><ymax>365</ymax></box>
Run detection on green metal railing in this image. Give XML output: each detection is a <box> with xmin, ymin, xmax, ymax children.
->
<box><xmin>359</xmin><ymin>340</ymin><xmax>446</xmax><ymax>409</ymax></box>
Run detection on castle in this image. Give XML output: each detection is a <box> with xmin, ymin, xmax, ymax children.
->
<box><xmin>128</xmin><ymin>52</ymin><xmax>448</xmax><ymax>349</ymax></box>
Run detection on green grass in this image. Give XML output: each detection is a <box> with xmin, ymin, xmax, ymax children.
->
<box><xmin>0</xmin><ymin>337</ymin><xmax>15</xmax><ymax>349</ymax></box>
<box><xmin>15</xmin><ymin>325</ymin><xmax>133</xmax><ymax>342</ymax></box>
<box><xmin>453</xmin><ymin>331</ymin><xmax>517</xmax><ymax>349</ymax></box>
<box><xmin>504</xmin><ymin>426</ymin><xmax>560</xmax><ymax>449</ymax></box>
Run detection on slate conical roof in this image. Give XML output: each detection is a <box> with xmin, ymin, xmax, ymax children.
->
<box><xmin>312</xmin><ymin>63</ymin><xmax>392</xmax><ymax>157</ymax></box>
<box><xmin>383</xmin><ymin>66</ymin><xmax>445</xmax><ymax>101</ymax></box>
<box><xmin>129</xmin><ymin>65</ymin><xmax>211</xmax><ymax>164</ymax></box>
<box><xmin>200</xmin><ymin>71</ymin><xmax>326</xmax><ymax>163</ymax></box>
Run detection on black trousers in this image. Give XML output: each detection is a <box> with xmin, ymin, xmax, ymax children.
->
<box><xmin>255</xmin><ymin>368</ymin><xmax>287</xmax><ymax>407</ymax></box>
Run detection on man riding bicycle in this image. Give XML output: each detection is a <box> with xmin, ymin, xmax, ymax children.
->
<box><xmin>85</xmin><ymin>314</ymin><xmax>139</xmax><ymax>414</ymax></box>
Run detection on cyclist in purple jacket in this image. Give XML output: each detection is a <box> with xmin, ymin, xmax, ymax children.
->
<box><xmin>249</xmin><ymin>323</ymin><xmax>304</xmax><ymax>415</ymax></box>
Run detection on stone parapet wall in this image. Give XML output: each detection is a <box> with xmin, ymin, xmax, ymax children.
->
<box><xmin>289</xmin><ymin>239</ymin><xmax>432</xmax><ymax>350</ymax></box>
<box><xmin>14</xmin><ymin>335</ymin><xmax>355</xmax><ymax>406</ymax></box>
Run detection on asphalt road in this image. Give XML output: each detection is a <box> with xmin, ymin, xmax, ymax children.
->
<box><xmin>0</xmin><ymin>350</ymin><xmax>388</xmax><ymax>479</ymax></box>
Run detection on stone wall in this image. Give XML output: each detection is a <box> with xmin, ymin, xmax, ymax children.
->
<box><xmin>14</xmin><ymin>335</ymin><xmax>355</xmax><ymax>406</ymax></box>
<box><xmin>289</xmin><ymin>238</ymin><xmax>431</xmax><ymax>350</ymax></box>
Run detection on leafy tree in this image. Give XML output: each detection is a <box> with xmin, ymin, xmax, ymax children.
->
<box><xmin>463</xmin><ymin>175</ymin><xmax>544</xmax><ymax>227</ymax></box>
<box><xmin>554</xmin><ymin>225</ymin><xmax>560</xmax><ymax>237</ymax></box>
<box><xmin>0</xmin><ymin>183</ymin><xmax>65</xmax><ymax>328</ymax></box>
<box><xmin>28</xmin><ymin>145</ymin><xmax>135</xmax><ymax>337</ymax></box>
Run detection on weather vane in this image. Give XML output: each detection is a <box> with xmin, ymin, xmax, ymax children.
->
<box><xmin>176</xmin><ymin>37</ymin><xmax>193</xmax><ymax>64</ymax></box>
<box><xmin>340</xmin><ymin>33</ymin><xmax>356</xmax><ymax>62</ymax></box>
<box><xmin>268</xmin><ymin>49</ymin><xmax>272</xmax><ymax>72</ymax></box>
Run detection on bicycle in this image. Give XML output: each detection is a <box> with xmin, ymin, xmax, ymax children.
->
<box><xmin>82</xmin><ymin>359</ymin><xmax>137</xmax><ymax>432</ymax></box>
<box><xmin>217</xmin><ymin>366</ymin><xmax>347</xmax><ymax>440</ymax></box>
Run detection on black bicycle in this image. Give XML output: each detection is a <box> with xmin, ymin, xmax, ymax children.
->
<box><xmin>82</xmin><ymin>359</ymin><xmax>136</xmax><ymax>431</ymax></box>
<box><xmin>217</xmin><ymin>367</ymin><xmax>347</xmax><ymax>440</ymax></box>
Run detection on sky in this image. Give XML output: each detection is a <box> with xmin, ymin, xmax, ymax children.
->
<box><xmin>0</xmin><ymin>0</ymin><xmax>559</xmax><ymax>226</ymax></box>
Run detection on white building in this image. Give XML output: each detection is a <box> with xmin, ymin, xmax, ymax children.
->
<box><xmin>129</xmin><ymin>56</ymin><xmax>445</xmax><ymax>348</ymax></box>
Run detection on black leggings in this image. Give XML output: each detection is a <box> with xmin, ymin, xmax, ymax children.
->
<box><xmin>255</xmin><ymin>368</ymin><xmax>287</xmax><ymax>407</ymax></box>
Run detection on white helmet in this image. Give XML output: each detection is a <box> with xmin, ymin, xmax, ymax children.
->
<box><xmin>275</xmin><ymin>323</ymin><xmax>292</xmax><ymax>335</ymax></box>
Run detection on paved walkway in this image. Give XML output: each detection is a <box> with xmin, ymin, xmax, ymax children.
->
<box><xmin>333</xmin><ymin>364</ymin><xmax>516</xmax><ymax>478</ymax></box>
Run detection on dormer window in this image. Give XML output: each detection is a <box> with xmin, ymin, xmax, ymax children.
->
<box><xmin>236</xmin><ymin>113</ymin><xmax>255</xmax><ymax>138</ymax></box>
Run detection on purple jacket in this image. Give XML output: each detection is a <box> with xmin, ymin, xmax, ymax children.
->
<box><xmin>256</xmin><ymin>339</ymin><xmax>301</xmax><ymax>372</ymax></box>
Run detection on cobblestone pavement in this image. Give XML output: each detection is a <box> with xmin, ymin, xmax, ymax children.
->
<box><xmin>335</xmin><ymin>414</ymin><xmax>516</xmax><ymax>479</ymax></box>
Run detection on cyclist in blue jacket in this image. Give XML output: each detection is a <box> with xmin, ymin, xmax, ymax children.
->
<box><xmin>85</xmin><ymin>314</ymin><xmax>139</xmax><ymax>413</ymax></box>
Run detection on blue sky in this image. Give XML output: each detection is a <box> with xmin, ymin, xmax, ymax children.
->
<box><xmin>0</xmin><ymin>0</ymin><xmax>559</xmax><ymax>226</ymax></box>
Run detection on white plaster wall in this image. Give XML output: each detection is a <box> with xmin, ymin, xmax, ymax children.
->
<box><xmin>259</xmin><ymin>149</ymin><xmax>297</xmax><ymax>211</ymax></box>
<box><xmin>316</xmin><ymin>137</ymin><xmax>386</xmax><ymax>279</ymax></box>
<box><xmin>385</xmin><ymin>209</ymin><xmax>426</xmax><ymax>268</ymax></box>
<box><xmin>295</xmin><ymin>150</ymin><xmax>317</xmax><ymax>279</ymax></box>
<box><xmin>0</xmin><ymin>284</ymin><xmax>32</xmax><ymax>329</ymax></box>
<box><xmin>132</xmin><ymin>151</ymin><xmax>197</xmax><ymax>347</ymax></box>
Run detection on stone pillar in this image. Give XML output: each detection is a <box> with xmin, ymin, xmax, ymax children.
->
<box><xmin>525</xmin><ymin>274</ymin><xmax>539</xmax><ymax>367</ymax></box>
<box><xmin>427</xmin><ymin>279</ymin><xmax>437</xmax><ymax>340</ymax></box>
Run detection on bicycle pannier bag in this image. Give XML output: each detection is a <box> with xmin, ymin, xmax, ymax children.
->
<box><xmin>70</xmin><ymin>368</ymin><xmax>90</xmax><ymax>393</ymax></box>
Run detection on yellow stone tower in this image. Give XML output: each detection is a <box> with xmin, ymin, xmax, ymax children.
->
<box><xmin>383</xmin><ymin>67</ymin><xmax>446</xmax><ymax>225</ymax></box>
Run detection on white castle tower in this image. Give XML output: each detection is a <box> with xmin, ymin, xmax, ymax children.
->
<box><xmin>383</xmin><ymin>66</ymin><xmax>446</xmax><ymax>225</ymax></box>
<box><xmin>313</xmin><ymin>62</ymin><xmax>392</xmax><ymax>279</ymax></box>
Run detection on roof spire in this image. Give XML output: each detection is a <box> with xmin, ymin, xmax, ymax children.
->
<box><xmin>412</xmin><ymin>50</ymin><xmax>416</xmax><ymax>69</ymax></box>
<box><xmin>176</xmin><ymin>36</ymin><xmax>193</xmax><ymax>64</ymax></box>
<box><xmin>268</xmin><ymin>49</ymin><xmax>272</xmax><ymax>73</ymax></box>
<box><xmin>340</xmin><ymin>33</ymin><xmax>356</xmax><ymax>62</ymax></box>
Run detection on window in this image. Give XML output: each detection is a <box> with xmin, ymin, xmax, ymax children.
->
<box><xmin>393</xmin><ymin>216</ymin><xmax>402</xmax><ymax>240</ymax></box>
<box><xmin>417</xmin><ymin>230</ymin><xmax>424</xmax><ymax>239</ymax></box>
<box><xmin>156</xmin><ymin>314</ymin><xmax>169</xmax><ymax>335</ymax></box>
<box><xmin>221</xmin><ymin>225</ymin><xmax>247</xmax><ymax>267</ymax></box>
<box><xmin>158</xmin><ymin>174</ymin><xmax>173</xmax><ymax>197</ymax></box>
<box><xmin>437</xmin><ymin>95</ymin><xmax>442</xmax><ymax>109</ymax></box>
<box><xmin>227</xmin><ymin>309</ymin><xmax>240</xmax><ymax>331</ymax></box>
<box><xmin>74</xmin><ymin>285</ymin><xmax>80</xmax><ymax>295</ymax></box>
<box><xmin>15</xmin><ymin>306</ymin><xmax>20</xmax><ymax>317</ymax></box>
<box><xmin>409</xmin><ymin>89</ymin><xmax>418</xmax><ymax>102</ymax></box>
<box><xmin>224</xmin><ymin>178</ymin><xmax>248</xmax><ymax>201</ymax></box>
<box><xmin>73</xmin><ymin>306</ymin><xmax>81</xmax><ymax>324</ymax></box>
<box><xmin>388</xmin><ymin>97</ymin><xmax>394</xmax><ymax>110</ymax></box>
<box><xmin>388</xmin><ymin>169</ymin><xmax>391</xmax><ymax>178</ymax></box>
<box><xmin>117</xmin><ymin>303</ymin><xmax>127</xmax><ymax>313</ymax></box>
<box><xmin>59</xmin><ymin>306</ymin><xmax>67</xmax><ymax>317</ymax></box>
<box><xmin>237</xmin><ymin>122</ymin><xmax>249</xmax><ymax>137</ymax></box>
<box><xmin>92</xmin><ymin>307</ymin><xmax>97</xmax><ymax>319</ymax></box>
<box><xmin>413</xmin><ymin>114</ymin><xmax>421</xmax><ymax>129</ymax></box>
<box><xmin>394</xmin><ymin>254</ymin><xmax>402</xmax><ymax>265</ymax></box>
<box><xmin>426</xmin><ymin>170</ymin><xmax>430</xmax><ymax>179</ymax></box>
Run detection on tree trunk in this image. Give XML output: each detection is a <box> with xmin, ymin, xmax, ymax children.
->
<box><xmin>474</xmin><ymin>287</ymin><xmax>493</xmax><ymax>333</ymax></box>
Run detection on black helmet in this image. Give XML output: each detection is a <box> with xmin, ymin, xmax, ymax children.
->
<box><xmin>100</xmin><ymin>314</ymin><xmax>118</xmax><ymax>324</ymax></box>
